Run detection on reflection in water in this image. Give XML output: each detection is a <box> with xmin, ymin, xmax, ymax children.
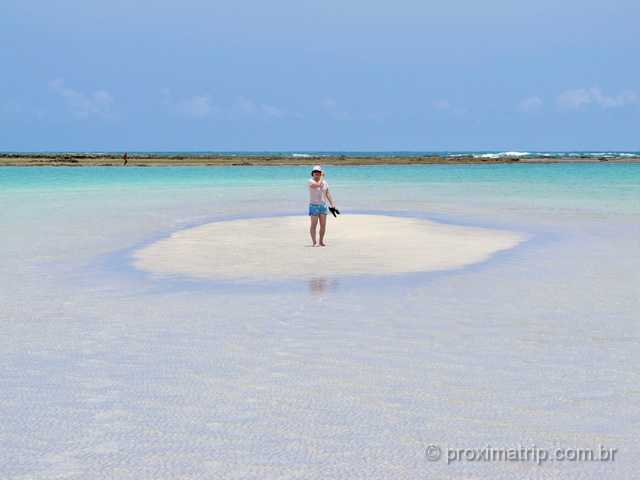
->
<box><xmin>309</xmin><ymin>277</ymin><xmax>339</xmax><ymax>293</ymax></box>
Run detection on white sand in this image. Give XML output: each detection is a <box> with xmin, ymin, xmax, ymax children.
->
<box><xmin>133</xmin><ymin>214</ymin><xmax>527</xmax><ymax>280</ymax></box>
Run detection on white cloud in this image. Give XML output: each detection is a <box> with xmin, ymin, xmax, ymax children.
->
<box><xmin>435</xmin><ymin>99</ymin><xmax>450</xmax><ymax>111</ymax></box>
<box><xmin>365</xmin><ymin>109</ymin><xmax>392</xmax><ymax>123</ymax></box>
<box><xmin>435</xmin><ymin>98</ymin><xmax>466</xmax><ymax>115</ymax></box>
<box><xmin>235</xmin><ymin>96</ymin><xmax>259</xmax><ymax>117</ymax></box>
<box><xmin>322</xmin><ymin>99</ymin><xmax>350</xmax><ymax>120</ymax></box>
<box><xmin>48</xmin><ymin>79</ymin><xmax>114</xmax><ymax>118</ymax></box>
<box><xmin>556</xmin><ymin>87</ymin><xmax>637</xmax><ymax>111</ymax></box>
<box><xmin>589</xmin><ymin>87</ymin><xmax>637</xmax><ymax>108</ymax></box>
<box><xmin>232</xmin><ymin>97</ymin><xmax>288</xmax><ymax>119</ymax></box>
<box><xmin>260</xmin><ymin>103</ymin><xmax>288</xmax><ymax>119</ymax></box>
<box><xmin>160</xmin><ymin>88</ymin><xmax>172</xmax><ymax>104</ymax></box>
<box><xmin>162</xmin><ymin>89</ymin><xmax>219</xmax><ymax>118</ymax></box>
<box><xmin>162</xmin><ymin>90</ymin><xmax>287</xmax><ymax>120</ymax></box>
<box><xmin>180</xmin><ymin>94</ymin><xmax>216</xmax><ymax>117</ymax></box>
<box><xmin>519</xmin><ymin>96</ymin><xmax>543</xmax><ymax>111</ymax></box>
<box><xmin>556</xmin><ymin>89</ymin><xmax>591</xmax><ymax>111</ymax></box>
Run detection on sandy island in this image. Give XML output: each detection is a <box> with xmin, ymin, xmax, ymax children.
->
<box><xmin>133</xmin><ymin>214</ymin><xmax>528</xmax><ymax>280</ymax></box>
<box><xmin>2</xmin><ymin>153</ymin><xmax>638</xmax><ymax>166</ymax></box>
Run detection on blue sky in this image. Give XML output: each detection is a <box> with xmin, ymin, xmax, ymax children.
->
<box><xmin>1</xmin><ymin>0</ymin><xmax>638</xmax><ymax>152</ymax></box>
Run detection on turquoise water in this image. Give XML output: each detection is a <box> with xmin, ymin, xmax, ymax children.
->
<box><xmin>2</xmin><ymin>164</ymin><xmax>638</xmax><ymax>214</ymax></box>
<box><xmin>1</xmin><ymin>165</ymin><xmax>639</xmax><ymax>479</ymax></box>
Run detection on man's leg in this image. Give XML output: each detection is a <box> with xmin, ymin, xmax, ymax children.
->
<box><xmin>318</xmin><ymin>214</ymin><xmax>327</xmax><ymax>246</ymax></box>
<box><xmin>310</xmin><ymin>215</ymin><xmax>319</xmax><ymax>246</ymax></box>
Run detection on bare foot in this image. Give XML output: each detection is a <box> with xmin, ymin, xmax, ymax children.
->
<box><xmin>319</xmin><ymin>242</ymin><xmax>326</xmax><ymax>246</ymax></box>
<box><xmin>313</xmin><ymin>243</ymin><xmax>321</xmax><ymax>247</ymax></box>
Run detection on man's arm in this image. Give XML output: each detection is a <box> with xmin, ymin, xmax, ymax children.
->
<box><xmin>326</xmin><ymin>189</ymin><xmax>335</xmax><ymax>209</ymax></box>
<box><xmin>309</xmin><ymin>173</ymin><xmax>325</xmax><ymax>188</ymax></box>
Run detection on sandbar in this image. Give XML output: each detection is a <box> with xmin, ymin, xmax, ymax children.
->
<box><xmin>133</xmin><ymin>214</ymin><xmax>528</xmax><ymax>280</ymax></box>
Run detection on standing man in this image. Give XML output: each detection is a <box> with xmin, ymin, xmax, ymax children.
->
<box><xmin>123</xmin><ymin>152</ymin><xmax>128</xmax><ymax>166</ymax></box>
<box><xmin>308</xmin><ymin>165</ymin><xmax>337</xmax><ymax>247</ymax></box>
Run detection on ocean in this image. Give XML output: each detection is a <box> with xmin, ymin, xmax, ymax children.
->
<box><xmin>13</xmin><ymin>150</ymin><xmax>640</xmax><ymax>159</ymax></box>
<box><xmin>1</xmin><ymin>163</ymin><xmax>639</xmax><ymax>479</ymax></box>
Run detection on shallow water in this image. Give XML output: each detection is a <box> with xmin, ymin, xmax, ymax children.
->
<box><xmin>1</xmin><ymin>165</ymin><xmax>639</xmax><ymax>479</ymax></box>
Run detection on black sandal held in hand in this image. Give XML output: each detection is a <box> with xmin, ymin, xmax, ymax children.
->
<box><xmin>329</xmin><ymin>207</ymin><xmax>340</xmax><ymax>217</ymax></box>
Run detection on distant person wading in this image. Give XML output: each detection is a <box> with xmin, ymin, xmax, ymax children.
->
<box><xmin>308</xmin><ymin>166</ymin><xmax>338</xmax><ymax>247</ymax></box>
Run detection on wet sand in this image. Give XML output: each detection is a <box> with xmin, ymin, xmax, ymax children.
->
<box><xmin>2</xmin><ymin>153</ymin><xmax>638</xmax><ymax>166</ymax></box>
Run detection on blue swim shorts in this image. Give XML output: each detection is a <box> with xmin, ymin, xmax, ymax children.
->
<box><xmin>309</xmin><ymin>203</ymin><xmax>329</xmax><ymax>216</ymax></box>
